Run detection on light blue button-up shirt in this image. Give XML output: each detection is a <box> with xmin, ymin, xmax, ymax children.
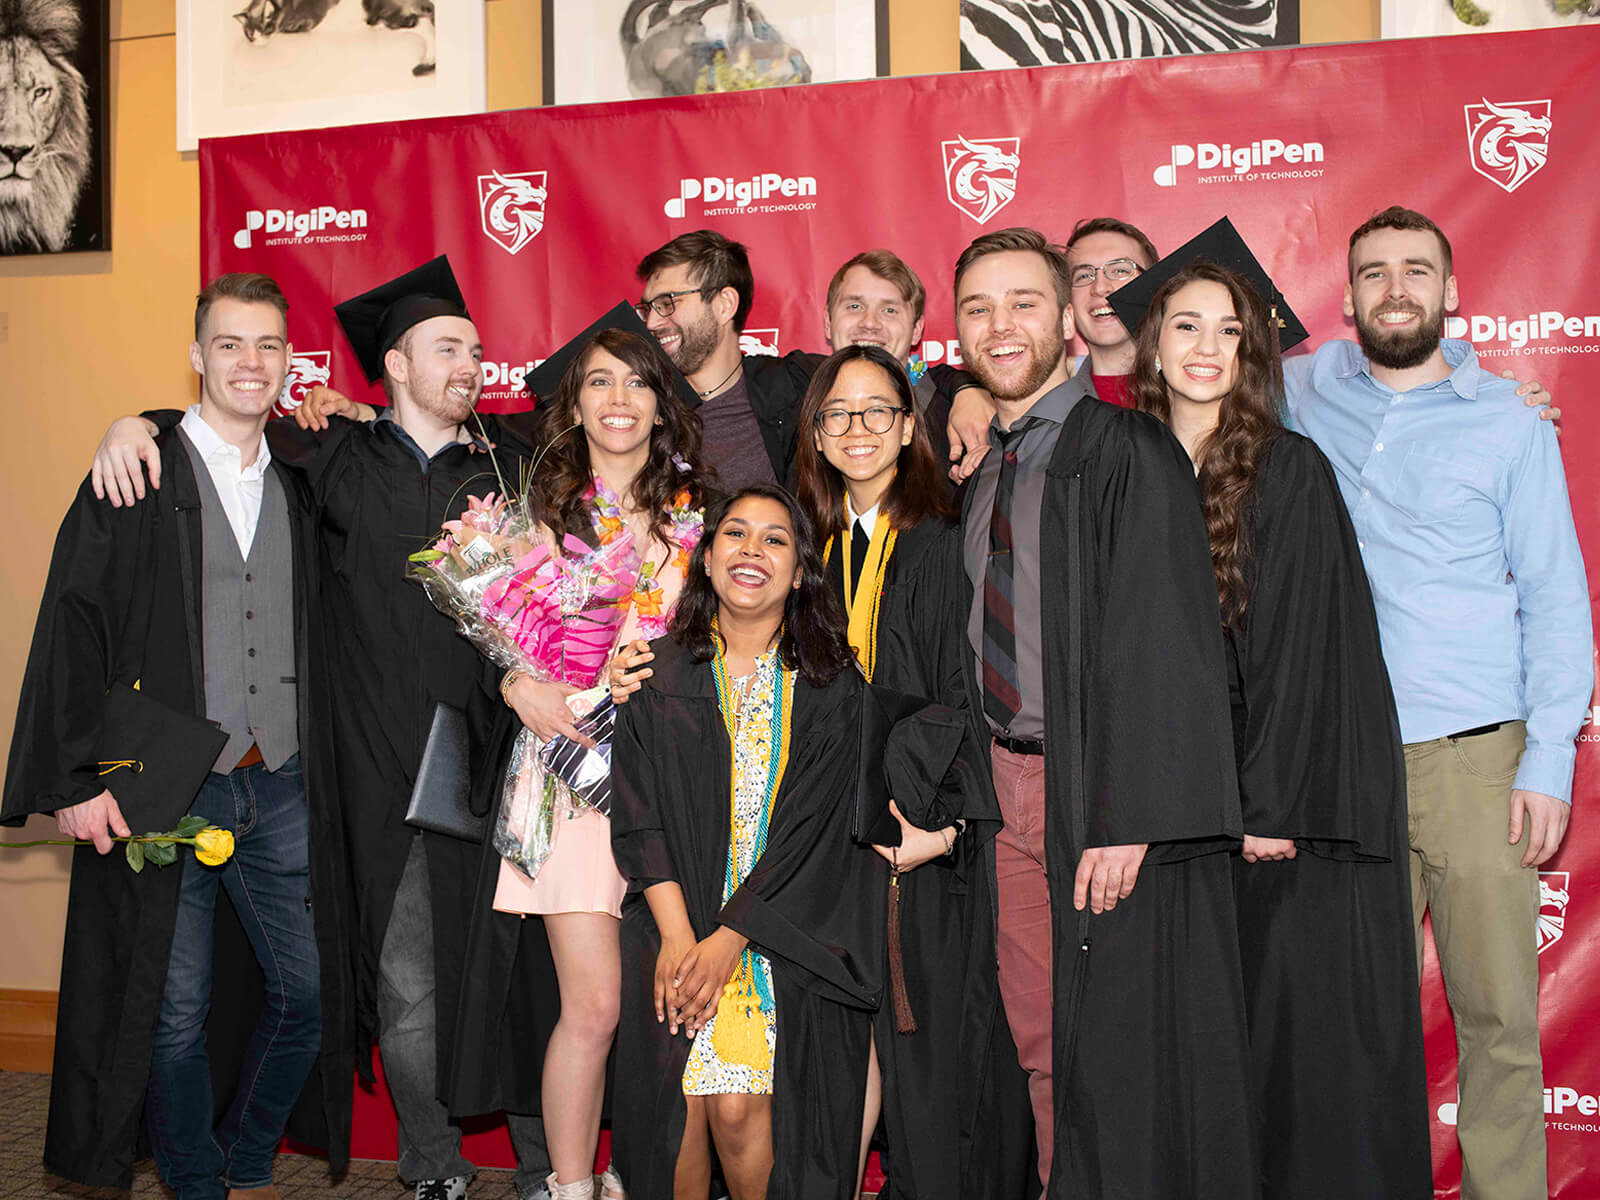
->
<box><xmin>1286</xmin><ymin>339</ymin><xmax>1592</xmax><ymax>803</ymax></box>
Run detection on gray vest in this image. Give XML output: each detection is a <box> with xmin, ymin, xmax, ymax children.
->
<box><xmin>179</xmin><ymin>431</ymin><xmax>299</xmax><ymax>774</ymax></box>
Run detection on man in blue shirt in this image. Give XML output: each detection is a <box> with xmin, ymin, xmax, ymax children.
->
<box><xmin>1289</xmin><ymin>206</ymin><xmax>1592</xmax><ymax>1200</ymax></box>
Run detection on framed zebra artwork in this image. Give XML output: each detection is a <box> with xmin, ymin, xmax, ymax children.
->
<box><xmin>959</xmin><ymin>0</ymin><xmax>1300</xmax><ymax>66</ymax></box>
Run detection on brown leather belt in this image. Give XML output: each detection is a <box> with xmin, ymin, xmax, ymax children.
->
<box><xmin>236</xmin><ymin>743</ymin><xmax>264</xmax><ymax>769</ymax></box>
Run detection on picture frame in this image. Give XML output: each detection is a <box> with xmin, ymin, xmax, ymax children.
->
<box><xmin>542</xmin><ymin>0</ymin><xmax>889</xmax><ymax>107</ymax></box>
<box><xmin>960</xmin><ymin>0</ymin><xmax>1300</xmax><ymax>67</ymax></box>
<box><xmin>176</xmin><ymin>0</ymin><xmax>487</xmax><ymax>152</ymax></box>
<box><xmin>0</xmin><ymin>0</ymin><xmax>110</xmax><ymax>256</ymax></box>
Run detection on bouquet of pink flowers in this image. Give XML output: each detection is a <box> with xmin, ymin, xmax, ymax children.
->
<box><xmin>407</xmin><ymin>492</ymin><xmax>638</xmax><ymax>689</ymax></box>
<box><xmin>409</xmin><ymin>490</ymin><xmax>645</xmax><ymax>880</ymax></box>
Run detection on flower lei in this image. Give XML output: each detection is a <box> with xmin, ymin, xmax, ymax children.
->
<box><xmin>584</xmin><ymin>477</ymin><xmax>704</xmax><ymax>640</ymax></box>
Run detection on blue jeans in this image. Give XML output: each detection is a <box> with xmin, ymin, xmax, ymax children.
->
<box><xmin>146</xmin><ymin>755</ymin><xmax>321</xmax><ymax>1199</ymax></box>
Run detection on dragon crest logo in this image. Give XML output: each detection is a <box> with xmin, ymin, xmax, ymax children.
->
<box><xmin>942</xmin><ymin>136</ymin><xmax>1021</xmax><ymax>225</ymax></box>
<box><xmin>738</xmin><ymin>328</ymin><xmax>780</xmax><ymax>357</ymax></box>
<box><xmin>478</xmin><ymin>170</ymin><xmax>548</xmax><ymax>255</ymax></box>
<box><xmin>1464</xmin><ymin>99</ymin><xmax>1552</xmax><ymax>194</ymax></box>
<box><xmin>274</xmin><ymin>351</ymin><xmax>331</xmax><ymax>417</ymax></box>
<box><xmin>1538</xmin><ymin>870</ymin><xmax>1571</xmax><ymax>955</ymax></box>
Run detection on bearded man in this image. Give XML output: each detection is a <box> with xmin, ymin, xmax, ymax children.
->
<box><xmin>951</xmin><ymin>227</ymin><xmax>1256</xmax><ymax>1199</ymax></box>
<box><xmin>83</xmin><ymin>257</ymin><xmax>555</xmax><ymax>1200</ymax></box>
<box><xmin>1287</xmin><ymin>206</ymin><xmax>1591</xmax><ymax>1200</ymax></box>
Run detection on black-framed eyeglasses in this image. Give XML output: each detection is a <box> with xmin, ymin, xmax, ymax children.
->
<box><xmin>1069</xmin><ymin>258</ymin><xmax>1142</xmax><ymax>289</ymax></box>
<box><xmin>632</xmin><ymin>288</ymin><xmax>703</xmax><ymax>320</ymax></box>
<box><xmin>814</xmin><ymin>405</ymin><xmax>907</xmax><ymax>437</ymax></box>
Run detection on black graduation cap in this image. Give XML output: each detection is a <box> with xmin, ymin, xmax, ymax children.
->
<box><xmin>334</xmin><ymin>255</ymin><xmax>471</xmax><ymax>384</ymax></box>
<box><xmin>1106</xmin><ymin>217</ymin><xmax>1309</xmax><ymax>352</ymax></box>
<box><xmin>96</xmin><ymin>684</ymin><xmax>229</xmax><ymax>831</ymax></box>
<box><xmin>523</xmin><ymin>301</ymin><xmax>701</xmax><ymax>412</ymax></box>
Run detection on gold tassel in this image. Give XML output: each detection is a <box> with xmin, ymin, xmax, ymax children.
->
<box><xmin>887</xmin><ymin>869</ymin><xmax>918</xmax><ymax>1034</ymax></box>
<box><xmin>712</xmin><ymin>961</ymin><xmax>771</xmax><ymax>1071</ymax></box>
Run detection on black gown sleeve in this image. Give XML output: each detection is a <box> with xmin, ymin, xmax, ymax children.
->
<box><xmin>719</xmin><ymin>679</ymin><xmax>886</xmax><ymax>1010</ymax></box>
<box><xmin>264</xmin><ymin>414</ymin><xmax>357</xmax><ymax>495</ymax></box>
<box><xmin>611</xmin><ymin>684</ymin><xmax>681</xmax><ymax>890</ymax></box>
<box><xmin>2</xmin><ymin>479</ymin><xmax>148</xmax><ymax>820</ymax></box>
<box><xmin>1233</xmin><ymin>434</ymin><xmax>1405</xmax><ymax>860</ymax></box>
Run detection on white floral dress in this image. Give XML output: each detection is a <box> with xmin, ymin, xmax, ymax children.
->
<box><xmin>682</xmin><ymin>649</ymin><xmax>780</xmax><ymax>1097</ymax></box>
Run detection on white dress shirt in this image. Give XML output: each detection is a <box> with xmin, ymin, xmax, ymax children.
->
<box><xmin>845</xmin><ymin>495</ymin><xmax>881</xmax><ymax>538</ymax></box>
<box><xmin>180</xmin><ymin>406</ymin><xmax>272</xmax><ymax>557</ymax></box>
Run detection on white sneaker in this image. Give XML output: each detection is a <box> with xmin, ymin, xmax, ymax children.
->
<box><xmin>544</xmin><ymin>1172</ymin><xmax>595</xmax><ymax>1200</ymax></box>
<box><xmin>414</xmin><ymin>1178</ymin><xmax>469</xmax><ymax>1200</ymax></box>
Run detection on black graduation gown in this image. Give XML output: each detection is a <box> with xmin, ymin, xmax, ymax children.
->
<box><xmin>2</xmin><ymin>431</ymin><xmax>355</xmax><ymax>1187</ymax></box>
<box><xmin>960</xmin><ymin>398</ymin><xmax>1258</xmax><ymax>1200</ymax></box>
<box><xmin>1224</xmin><ymin>434</ymin><xmax>1432</xmax><ymax>1198</ymax></box>
<box><xmin>610</xmin><ymin>641</ymin><xmax>900</xmax><ymax>1200</ymax></box>
<box><xmin>261</xmin><ymin>414</ymin><xmax>530</xmax><ymax>1064</ymax></box>
<box><xmin>826</xmin><ymin>517</ymin><xmax>1034</xmax><ymax>1200</ymax></box>
<box><xmin>140</xmin><ymin>407</ymin><xmax>529</xmax><ymax>1072</ymax></box>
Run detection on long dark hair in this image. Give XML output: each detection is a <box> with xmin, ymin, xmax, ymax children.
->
<box><xmin>526</xmin><ymin>327</ymin><xmax>711</xmax><ymax>543</ymax></box>
<box><xmin>1131</xmin><ymin>261</ymin><xmax>1285</xmax><ymax>628</ymax></box>
<box><xmin>794</xmin><ymin>344</ymin><xmax>953</xmax><ymax>536</ymax></box>
<box><xmin>669</xmin><ymin>484</ymin><xmax>854</xmax><ymax>688</ymax></box>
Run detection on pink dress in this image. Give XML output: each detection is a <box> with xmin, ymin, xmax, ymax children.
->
<box><xmin>494</xmin><ymin>504</ymin><xmax>695</xmax><ymax>919</ymax></box>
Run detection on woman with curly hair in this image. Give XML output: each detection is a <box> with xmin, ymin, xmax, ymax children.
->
<box><xmin>791</xmin><ymin>345</ymin><xmax>1030</xmax><ymax>1200</ymax></box>
<box><xmin>609</xmin><ymin>485</ymin><xmax>972</xmax><ymax>1199</ymax></box>
<box><xmin>448</xmin><ymin>325</ymin><xmax>713</xmax><ymax>1200</ymax></box>
<box><xmin>1129</xmin><ymin>259</ymin><xmax>1430</xmax><ymax>1198</ymax></box>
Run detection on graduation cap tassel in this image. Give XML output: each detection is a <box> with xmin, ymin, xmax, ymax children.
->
<box><xmin>712</xmin><ymin>956</ymin><xmax>772</xmax><ymax>1071</ymax></box>
<box><xmin>887</xmin><ymin>865</ymin><xmax>918</xmax><ymax>1034</ymax></box>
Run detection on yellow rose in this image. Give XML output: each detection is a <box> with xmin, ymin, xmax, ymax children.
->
<box><xmin>193</xmin><ymin>827</ymin><xmax>235</xmax><ymax>866</ymax></box>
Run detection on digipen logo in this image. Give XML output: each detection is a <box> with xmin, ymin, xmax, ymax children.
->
<box><xmin>663</xmin><ymin>173</ymin><xmax>818</xmax><ymax>218</ymax></box>
<box><xmin>477</xmin><ymin>170</ymin><xmax>547</xmax><ymax>255</ymax></box>
<box><xmin>232</xmin><ymin>206</ymin><xmax>369</xmax><ymax>249</ymax></box>
<box><xmin>941</xmin><ymin>136</ymin><xmax>1020</xmax><ymax>225</ymax></box>
<box><xmin>1465</xmin><ymin>98</ymin><xmax>1552</xmax><ymax>194</ymax></box>
<box><xmin>274</xmin><ymin>351</ymin><xmax>331</xmax><ymax>416</ymax></box>
<box><xmin>738</xmin><ymin>328</ymin><xmax>780</xmax><ymax>357</ymax></box>
<box><xmin>1443</xmin><ymin>310</ymin><xmax>1600</xmax><ymax>350</ymax></box>
<box><xmin>1538</xmin><ymin>871</ymin><xmax>1571</xmax><ymax>955</ymax></box>
<box><xmin>1153</xmin><ymin>138</ymin><xmax>1325</xmax><ymax>186</ymax></box>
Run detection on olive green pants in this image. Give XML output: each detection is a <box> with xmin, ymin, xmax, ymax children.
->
<box><xmin>1406</xmin><ymin>721</ymin><xmax>1546</xmax><ymax>1200</ymax></box>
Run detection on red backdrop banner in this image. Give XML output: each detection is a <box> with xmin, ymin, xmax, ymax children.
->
<box><xmin>201</xmin><ymin>28</ymin><xmax>1600</xmax><ymax>1196</ymax></box>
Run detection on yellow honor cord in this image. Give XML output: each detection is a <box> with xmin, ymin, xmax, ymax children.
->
<box><xmin>708</xmin><ymin>619</ymin><xmax>794</xmax><ymax>1072</ymax></box>
<box><xmin>833</xmin><ymin>513</ymin><xmax>897</xmax><ymax>683</ymax></box>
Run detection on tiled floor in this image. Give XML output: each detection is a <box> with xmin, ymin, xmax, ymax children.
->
<box><xmin>0</xmin><ymin>1071</ymin><xmax>519</xmax><ymax>1198</ymax></box>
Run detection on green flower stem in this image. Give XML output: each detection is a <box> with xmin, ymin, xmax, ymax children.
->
<box><xmin>2</xmin><ymin>835</ymin><xmax>202</xmax><ymax>849</ymax></box>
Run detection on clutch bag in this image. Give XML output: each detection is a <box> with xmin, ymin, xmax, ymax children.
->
<box><xmin>405</xmin><ymin>702</ymin><xmax>483</xmax><ymax>843</ymax></box>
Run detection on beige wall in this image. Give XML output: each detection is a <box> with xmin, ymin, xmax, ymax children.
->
<box><xmin>0</xmin><ymin>0</ymin><xmax>1379</xmax><ymax>991</ymax></box>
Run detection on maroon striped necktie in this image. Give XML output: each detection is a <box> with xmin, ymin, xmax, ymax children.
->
<box><xmin>982</xmin><ymin>417</ymin><xmax>1039</xmax><ymax>730</ymax></box>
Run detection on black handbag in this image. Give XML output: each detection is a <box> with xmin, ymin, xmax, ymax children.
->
<box><xmin>405</xmin><ymin>702</ymin><xmax>484</xmax><ymax>842</ymax></box>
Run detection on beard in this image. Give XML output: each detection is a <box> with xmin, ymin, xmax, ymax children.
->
<box><xmin>411</xmin><ymin>369</ymin><xmax>478</xmax><ymax>425</ymax></box>
<box><xmin>965</xmin><ymin>325</ymin><xmax>1067</xmax><ymax>402</ymax></box>
<box><xmin>1356</xmin><ymin>301</ymin><xmax>1445</xmax><ymax>370</ymax></box>
<box><xmin>667</xmin><ymin>308</ymin><xmax>722</xmax><ymax>377</ymax></box>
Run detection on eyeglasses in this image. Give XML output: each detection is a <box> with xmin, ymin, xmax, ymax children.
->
<box><xmin>1069</xmin><ymin>258</ymin><xmax>1142</xmax><ymax>289</ymax></box>
<box><xmin>814</xmin><ymin>406</ymin><xmax>907</xmax><ymax>437</ymax></box>
<box><xmin>632</xmin><ymin>288</ymin><xmax>702</xmax><ymax>320</ymax></box>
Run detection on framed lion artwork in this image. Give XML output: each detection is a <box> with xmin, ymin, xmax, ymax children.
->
<box><xmin>0</xmin><ymin>0</ymin><xmax>110</xmax><ymax>256</ymax></box>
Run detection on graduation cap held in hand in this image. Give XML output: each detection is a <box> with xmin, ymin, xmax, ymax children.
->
<box><xmin>334</xmin><ymin>255</ymin><xmax>472</xmax><ymax>384</ymax></box>
<box><xmin>523</xmin><ymin>301</ymin><xmax>701</xmax><ymax>412</ymax></box>
<box><xmin>1106</xmin><ymin>217</ymin><xmax>1309</xmax><ymax>352</ymax></box>
<box><xmin>96</xmin><ymin>683</ymin><xmax>229</xmax><ymax>832</ymax></box>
